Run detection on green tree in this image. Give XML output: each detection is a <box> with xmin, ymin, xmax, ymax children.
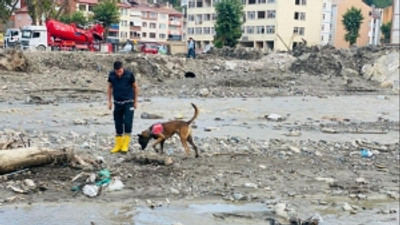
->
<box><xmin>213</xmin><ymin>0</ymin><xmax>243</xmax><ymax>48</ymax></box>
<box><xmin>342</xmin><ymin>7</ymin><xmax>364</xmax><ymax>46</ymax></box>
<box><xmin>59</xmin><ymin>11</ymin><xmax>89</xmax><ymax>26</ymax></box>
<box><xmin>92</xmin><ymin>0</ymin><xmax>120</xmax><ymax>40</ymax></box>
<box><xmin>26</xmin><ymin>0</ymin><xmax>56</xmax><ymax>25</ymax></box>
<box><xmin>0</xmin><ymin>0</ymin><xmax>19</xmax><ymax>25</ymax></box>
<box><xmin>380</xmin><ymin>21</ymin><xmax>391</xmax><ymax>43</ymax></box>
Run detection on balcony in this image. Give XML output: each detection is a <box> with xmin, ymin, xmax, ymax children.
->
<box><xmin>130</xmin><ymin>26</ymin><xmax>141</xmax><ymax>31</ymax></box>
<box><xmin>169</xmin><ymin>21</ymin><xmax>181</xmax><ymax>26</ymax></box>
<box><xmin>110</xmin><ymin>24</ymin><xmax>119</xmax><ymax>29</ymax></box>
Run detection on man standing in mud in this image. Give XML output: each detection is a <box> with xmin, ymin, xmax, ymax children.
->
<box><xmin>187</xmin><ymin>37</ymin><xmax>196</xmax><ymax>59</ymax></box>
<box><xmin>107</xmin><ymin>61</ymin><xmax>139</xmax><ymax>153</ymax></box>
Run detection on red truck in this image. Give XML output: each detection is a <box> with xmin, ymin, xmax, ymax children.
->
<box><xmin>20</xmin><ymin>19</ymin><xmax>109</xmax><ymax>52</ymax></box>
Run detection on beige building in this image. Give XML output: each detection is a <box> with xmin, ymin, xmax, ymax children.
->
<box><xmin>186</xmin><ymin>0</ymin><xmax>323</xmax><ymax>51</ymax></box>
<box><xmin>330</xmin><ymin>0</ymin><xmax>371</xmax><ymax>49</ymax></box>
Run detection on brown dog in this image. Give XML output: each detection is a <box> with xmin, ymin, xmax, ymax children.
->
<box><xmin>138</xmin><ymin>103</ymin><xmax>199</xmax><ymax>158</ymax></box>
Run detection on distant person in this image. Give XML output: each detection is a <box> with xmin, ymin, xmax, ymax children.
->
<box><xmin>107</xmin><ymin>61</ymin><xmax>139</xmax><ymax>153</ymax></box>
<box><xmin>187</xmin><ymin>37</ymin><xmax>196</xmax><ymax>59</ymax></box>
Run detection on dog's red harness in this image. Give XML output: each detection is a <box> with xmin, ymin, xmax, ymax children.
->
<box><xmin>152</xmin><ymin>123</ymin><xmax>163</xmax><ymax>135</ymax></box>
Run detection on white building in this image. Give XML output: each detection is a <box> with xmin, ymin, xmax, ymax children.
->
<box><xmin>321</xmin><ymin>0</ymin><xmax>332</xmax><ymax>45</ymax></box>
<box><xmin>369</xmin><ymin>6</ymin><xmax>382</xmax><ymax>46</ymax></box>
<box><xmin>392</xmin><ymin>0</ymin><xmax>400</xmax><ymax>45</ymax></box>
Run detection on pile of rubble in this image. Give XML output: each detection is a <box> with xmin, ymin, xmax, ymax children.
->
<box><xmin>0</xmin><ymin>49</ymin><xmax>29</xmax><ymax>72</ymax></box>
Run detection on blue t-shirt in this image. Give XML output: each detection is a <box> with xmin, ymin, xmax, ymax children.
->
<box><xmin>107</xmin><ymin>70</ymin><xmax>135</xmax><ymax>102</ymax></box>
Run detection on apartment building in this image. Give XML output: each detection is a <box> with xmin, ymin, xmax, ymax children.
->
<box><xmin>129</xmin><ymin>6</ymin><xmax>142</xmax><ymax>41</ymax></box>
<box><xmin>330</xmin><ymin>0</ymin><xmax>371</xmax><ymax>48</ymax></box>
<box><xmin>392</xmin><ymin>0</ymin><xmax>400</xmax><ymax>45</ymax></box>
<box><xmin>76</xmin><ymin>0</ymin><xmax>97</xmax><ymax>17</ymax></box>
<box><xmin>321</xmin><ymin>0</ymin><xmax>332</xmax><ymax>45</ymax></box>
<box><xmin>138</xmin><ymin>5</ymin><xmax>183</xmax><ymax>43</ymax></box>
<box><xmin>186</xmin><ymin>0</ymin><xmax>323</xmax><ymax>51</ymax></box>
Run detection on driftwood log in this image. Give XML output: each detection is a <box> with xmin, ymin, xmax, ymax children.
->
<box><xmin>0</xmin><ymin>147</ymin><xmax>56</xmax><ymax>174</ymax></box>
<box><xmin>0</xmin><ymin>147</ymin><xmax>99</xmax><ymax>175</ymax></box>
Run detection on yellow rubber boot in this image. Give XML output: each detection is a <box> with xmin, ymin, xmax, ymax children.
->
<box><xmin>110</xmin><ymin>136</ymin><xmax>123</xmax><ymax>153</ymax></box>
<box><xmin>121</xmin><ymin>134</ymin><xmax>131</xmax><ymax>153</ymax></box>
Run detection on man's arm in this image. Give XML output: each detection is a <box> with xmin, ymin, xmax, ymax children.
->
<box><xmin>107</xmin><ymin>83</ymin><xmax>113</xmax><ymax>110</ymax></box>
<box><xmin>133</xmin><ymin>81</ymin><xmax>139</xmax><ymax>109</ymax></box>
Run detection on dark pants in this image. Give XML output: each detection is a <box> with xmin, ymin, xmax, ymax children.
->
<box><xmin>187</xmin><ymin>49</ymin><xmax>196</xmax><ymax>59</ymax></box>
<box><xmin>113</xmin><ymin>102</ymin><xmax>134</xmax><ymax>135</ymax></box>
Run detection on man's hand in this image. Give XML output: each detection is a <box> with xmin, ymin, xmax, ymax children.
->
<box><xmin>133</xmin><ymin>101</ymin><xmax>137</xmax><ymax>109</ymax></box>
<box><xmin>108</xmin><ymin>101</ymin><xmax>112</xmax><ymax>110</ymax></box>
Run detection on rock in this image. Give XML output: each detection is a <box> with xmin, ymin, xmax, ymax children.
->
<box><xmin>243</xmin><ymin>183</ymin><xmax>258</xmax><ymax>189</ymax></box>
<box><xmin>342</xmin><ymin>202</ymin><xmax>353</xmax><ymax>211</ymax></box>
<box><xmin>362</xmin><ymin>51</ymin><xmax>400</xmax><ymax>91</ymax></box>
<box><xmin>315</xmin><ymin>177</ymin><xmax>335</xmax><ymax>185</ymax></box>
<box><xmin>288</xmin><ymin>146</ymin><xmax>301</xmax><ymax>153</ymax></box>
<box><xmin>224</xmin><ymin>61</ymin><xmax>237</xmax><ymax>71</ymax></box>
<box><xmin>355</xmin><ymin>177</ymin><xmax>368</xmax><ymax>184</ymax></box>
<box><xmin>340</xmin><ymin>68</ymin><xmax>358</xmax><ymax>77</ymax></box>
<box><xmin>23</xmin><ymin>179</ymin><xmax>36</xmax><ymax>188</ymax></box>
<box><xmin>140</xmin><ymin>112</ymin><xmax>163</xmax><ymax>119</ymax></box>
<box><xmin>233</xmin><ymin>193</ymin><xmax>245</xmax><ymax>201</ymax></box>
<box><xmin>73</xmin><ymin>119</ymin><xmax>87</xmax><ymax>125</ymax></box>
<box><xmin>265</xmin><ymin>114</ymin><xmax>286</xmax><ymax>122</ymax></box>
<box><xmin>273</xmin><ymin>203</ymin><xmax>289</xmax><ymax>220</ymax></box>
<box><xmin>170</xmin><ymin>187</ymin><xmax>180</xmax><ymax>195</ymax></box>
<box><xmin>198</xmin><ymin>88</ymin><xmax>210</xmax><ymax>97</ymax></box>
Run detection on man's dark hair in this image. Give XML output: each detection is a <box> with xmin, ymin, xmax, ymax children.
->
<box><xmin>114</xmin><ymin>61</ymin><xmax>123</xmax><ymax>70</ymax></box>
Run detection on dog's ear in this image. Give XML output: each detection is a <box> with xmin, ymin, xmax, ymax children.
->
<box><xmin>137</xmin><ymin>134</ymin><xmax>141</xmax><ymax>137</ymax></box>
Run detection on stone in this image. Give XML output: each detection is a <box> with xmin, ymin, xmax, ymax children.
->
<box><xmin>342</xmin><ymin>202</ymin><xmax>353</xmax><ymax>211</ymax></box>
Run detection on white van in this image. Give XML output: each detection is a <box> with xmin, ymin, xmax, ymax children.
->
<box><xmin>4</xmin><ymin>28</ymin><xmax>21</xmax><ymax>48</ymax></box>
<box><xmin>20</xmin><ymin>25</ymin><xmax>47</xmax><ymax>51</ymax></box>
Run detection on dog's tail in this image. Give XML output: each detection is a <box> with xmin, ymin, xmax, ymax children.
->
<box><xmin>186</xmin><ymin>103</ymin><xmax>199</xmax><ymax>125</ymax></box>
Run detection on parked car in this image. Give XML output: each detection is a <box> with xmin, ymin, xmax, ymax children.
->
<box><xmin>140</xmin><ymin>43</ymin><xmax>159</xmax><ymax>54</ymax></box>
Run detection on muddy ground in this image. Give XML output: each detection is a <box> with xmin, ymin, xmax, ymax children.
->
<box><xmin>0</xmin><ymin>49</ymin><xmax>399</xmax><ymax>225</ymax></box>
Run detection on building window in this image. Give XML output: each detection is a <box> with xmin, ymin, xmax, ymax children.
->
<box><xmin>247</xmin><ymin>11</ymin><xmax>255</xmax><ymax>20</ymax></box>
<box><xmin>257</xmin><ymin>11</ymin><xmax>265</xmax><ymax>19</ymax></box>
<box><xmin>159</xmin><ymin>23</ymin><xmax>166</xmax><ymax>29</ymax></box>
<box><xmin>142</xmin><ymin>22</ymin><xmax>147</xmax><ymax>28</ymax></box>
<box><xmin>204</xmin><ymin>14</ymin><xmax>211</xmax><ymax>21</ymax></box>
<box><xmin>188</xmin><ymin>27</ymin><xmax>195</xmax><ymax>35</ymax></box>
<box><xmin>294</xmin><ymin>27</ymin><xmax>305</xmax><ymax>35</ymax></box>
<box><xmin>150</xmin><ymin>12</ymin><xmax>158</xmax><ymax>19</ymax></box>
<box><xmin>159</xmin><ymin>33</ymin><xmax>166</xmax><ymax>39</ymax></box>
<box><xmin>267</xmin><ymin>10</ymin><xmax>276</xmax><ymax>18</ymax></box>
<box><xmin>246</xmin><ymin>26</ymin><xmax>254</xmax><ymax>34</ymax></box>
<box><xmin>79</xmin><ymin>4</ymin><xmax>86</xmax><ymax>11</ymax></box>
<box><xmin>150</xmin><ymin>33</ymin><xmax>156</xmax><ymax>38</ymax></box>
<box><xmin>120</xmin><ymin>20</ymin><xmax>127</xmax><ymax>27</ymax></box>
<box><xmin>195</xmin><ymin>27</ymin><xmax>202</xmax><ymax>34</ymax></box>
<box><xmin>189</xmin><ymin>1</ymin><xmax>195</xmax><ymax>8</ymax></box>
<box><xmin>295</xmin><ymin>0</ymin><xmax>306</xmax><ymax>5</ymax></box>
<box><xmin>150</xmin><ymin>23</ymin><xmax>156</xmax><ymax>29</ymax></box>
<box><xmin>211</xmin><ymin>27</ymin><xmax>215</xmax><ymax>35</ymax></box>
<box><xmin>299</xmin><ymin>27</ymin><xmax>305</xmax><ymax>35</ymax></box>
<box><xmin>195</xmin><ymin>14</ymin><xmax>203</xmax><ymax>24</ymax></box>
<box><xmin>294</xmin><ymin>12</ymin><xmax>306</xmax><ymax>20</ymax></box>
<box><xmin>266</xmin><ymin>25</ymin><xmax>275</xmax><ymax>34</ymax></box>
<box><xmin>258</xmin><ymin>0</ymin><xmax>266</xmax><ymax>3</ymax></box>
<box><xmin>323</xmin><ymin>3</ymin><xmax>326</xmax><ymax>9</ymax></box>
<box><xmin>204</xmin><ymin>27</ymin><xmax>211</xmax><ymax>34</ymax></box>
<box><xmin>188</xmin><ymin>15</ymin><xmax>195</xmax><ymax>21</ymax></box>
<box><xmin>196</xmin><ymin>0</ymin><xmax>203</xmax><ymax>7</ymax></box>
<box><xmin>89</xmin><ymin>5</ymin><xmax>94</xmax><ymax>12</ymax></box>
<box><xmin>120</xmin><ymin>32</ymin><xmax>127</xmax><ymax>38</ymax></box>
<box><xmin>256</xmin><ymin>26</ymin><xmax>265</xmax><ymax>34</ymax></box>
<box><xmin>267</xmin><ymin>0</ymin><xmax>275</xmax><ymax>2</ymax></box>
<box><xmin>142</xmin><ymin>12</ymin><xmax>147</xmax><ymax>18</ymax></box>
<box><xmin>249</xmin><ymin>0</ymin><xmax>256</xmax><ymax>4</ymax></box>
<box><xmin>212</xmin><ymin>13</ymin><xmax>217</xmax><ymax>20</ymax></box>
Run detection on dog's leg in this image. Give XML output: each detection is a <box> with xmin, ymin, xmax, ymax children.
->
<box><xmin>160</xmin><ymin>139</ymin><xmax>166</xmax><ymax>155</ymax></box>
<box><xmin>187</xmin><ymin>134</ymin><xmax>199</xmax><ymax>158</ymax></box>
<box><xmin>152</xmin><ymin>134</ymin><xmax>165</xmax><ymax>154</ymax></box>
